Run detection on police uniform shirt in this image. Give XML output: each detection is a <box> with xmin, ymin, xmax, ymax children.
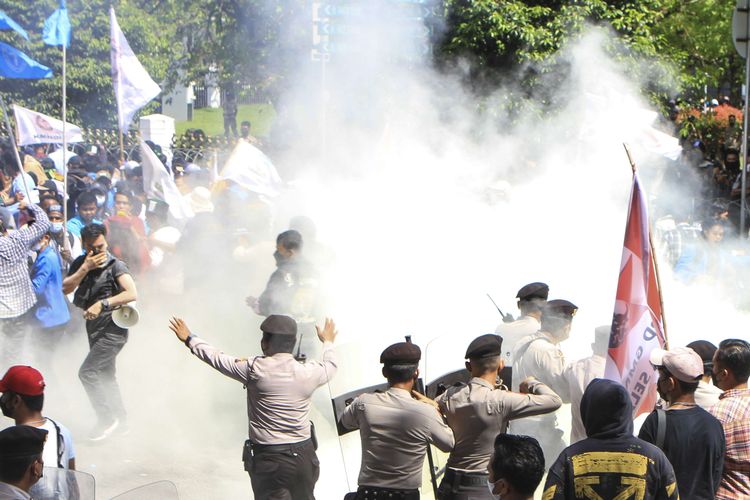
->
<box><xmin>511</xmin><ymin>331</ymin><xmax>567</xmax><ymax>396</ymax></box>
<box><xmin>187</xmin><ymin>336</ymin><xmax>337</xmax><ymax>445</ymax></box>
<box><xmin>341</xmin><ymin>387</ymin><xmax>455</xmax><ymax>490</ymax></box>
<box><xmin>495</xmin><ymin>315</ymin><xmax>541</xmax><ymax>366</ymax></box>
<box><xmin>436</xmin><ymin>377</ymin><xmax>562</xmax><ymax>472</ymax></box>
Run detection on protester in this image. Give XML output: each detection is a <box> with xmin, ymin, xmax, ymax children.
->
<box><xmin>104</xmin><ymin>190</ymin><xmax>150</xmax><ymax>274</ymax></box>
<box><xmin>66</xmin><ymin>191</ymin><xmax>101</xmax><ymax>240</ymax></box>
<box><xmin>511</xmin><ymin>299</ymin><xmax>576</xmax><ymax>464</ymax></box>
<box><xmin>435</xmin><ymin>334</ymin><xmax>561</xmax><ymax>500</ymax></box>
<box><xmin>487</xmin><ymin>434</ymin><xmax>545</xmax><ymax>500</ymax></box>
<box><xmin>341</xmin><ymin>340</ymin><xmax>454</xmax><ymax>500</ymax></box>
<box><xmin>639</xmin><ymin>347</ymin><xmax>725</xmax><ymax>499</ymax></box>
<box><xmin>709</xmin><ymin>338</ymin><xmax>750</xmax><ymax>499</ymax></box>
<box><xmin>0</xmin><ymin>425</ymin><xmax>47</xmax><ymax>499</ymax></box>
<box><xmin>494</xmin><ymin>282</ymin><xmax>548</xmax><ymax>366</ymax></box>
<box><xmin>543</xmin><ymin>379</ymin><xmax>679</xmax><ymax>499</ymax></box>
<box><xmin>63</xmin><ymin>223</ymin><xmax>137</xmax><ymax>440</ymax></box>
<box><xmin>0</xmin><ymin>199</ymin><xmax>50</xmax><ymax>367</ymax></box>
<box><xmin>168</xmin><ymin>315</ymin><xmax>338</xmax><ymax>499</ymax></box>
<box><xmin>0</xmin><ymin>366</ymin><xmax>76</xmax><ymax>471</ymax></box>
<box><xmin>687</xmin><ymin>339</ymin><xmax>723</xmax><ymax>408</ymax></box>
<box><xmin>29</xmin><ymin>229</ymin><xmax>71</xmax><ymax>370</ymax></box>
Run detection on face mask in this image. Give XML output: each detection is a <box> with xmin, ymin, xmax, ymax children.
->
<box><xmin>33</xmin><ymin>241</ymin><xmax>44</xmax><ymax>252</ymax></box>
<box><xmin>50</xmin><ymin>222</ymin><xmax>64</xmax><ymax>234</ymax></box>
<box><xmin>273</xmin><ymin>250</ymin><xmax>287</xmax><ymax>265</ymax></box>
<box><xmin>0</xmin><ymin>396</ymin><xmax>14</xmax><ymax>418</ymax></box>
<box><xmin>486</xmin><ymin>479</ymin><xmax>501</xmax><ymax>500</ymax></box>
<box><xmin>96</xmin><ymin>195</ymin><xmax>105</xmax><ymax>207</ymax></box>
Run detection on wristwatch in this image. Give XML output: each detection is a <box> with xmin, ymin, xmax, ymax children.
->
<box><xmin>101</xmin><ymin>299</ymin><xmax>110</xmax><ymax>311</ymax></box>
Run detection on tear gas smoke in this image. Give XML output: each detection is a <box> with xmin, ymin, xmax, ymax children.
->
<box><xmin>5</xmin><ymin>7</ymin><xmax>747</xmax><ymax>500</ymax></box>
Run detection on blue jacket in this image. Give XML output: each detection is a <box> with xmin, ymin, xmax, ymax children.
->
<box><xmin>31</xmin><ymin>246</ymin><xmax>70</xmax><ymax>328</ymax></box>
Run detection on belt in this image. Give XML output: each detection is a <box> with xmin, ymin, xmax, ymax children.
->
<box><xmin>250</xmin><ymin>438</ymin><xmax>312</xmax><ymax>455</ymax></box>
<box><xmin>356</xmin><ymin>486</ymin><xmax>419</xmax><ymax>499</ymax></box>
<box><xmin>443</xmin><ymin>468</ymin><xmax>489</xmax><ymax>488</ymax></box>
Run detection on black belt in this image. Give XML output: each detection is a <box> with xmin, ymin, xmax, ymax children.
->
<box><xmin>356</xmin><ymin>485</ymin><xmax>419</xmax><ymax>499</ymax></box>
<box><xmin>250</xmin><ymin>438</ymin><xmax>312</xmax><ymax>455</ymax></box>
<box><xmin>443</xmin><ymin>468</ymin><xmax>489</xmax><ymax>488</ymax></box>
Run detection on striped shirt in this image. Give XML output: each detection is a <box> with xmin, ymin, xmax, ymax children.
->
<box><xmin>710</xmin><ymin>387</ymin><xmax>750</xmax><ymax>499</ymax></box>
<box><xmin>0</xmin><ymin>204</ymin><xmax>50</xmax><ymax>318</ymax></box>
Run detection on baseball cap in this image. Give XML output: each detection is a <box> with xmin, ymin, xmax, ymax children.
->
<box><xmin>0</xmin><ymin>366</ymin><xmax>46</xmax><ymax>396</ymax></box>
<box><xmin>649</xmin><ymin>347</ymin><xmax>703</xmax><ymax>383</ymax></box>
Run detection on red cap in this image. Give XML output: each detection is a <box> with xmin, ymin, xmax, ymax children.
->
<box><xmin>0</xmin><ymin>366</ymin><xmax>45</xmax><ymax>396</ymax></box>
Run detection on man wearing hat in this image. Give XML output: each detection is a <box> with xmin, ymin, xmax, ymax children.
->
<box><xmin>341</xmin><ymin>340</ymin><xmax>454</xmax><ymax>499</ymax></box>
<box><xmin>495</xmin><ymin>282</ymin><xmax>548</xmax><ymax>366</ymax></box>
<box><xmin>0</xmin><ymin>425</ymin><xmax>48</xmax><ymax>499</ymax></box>
<box><xmin>561</xmin><ymin>325</ymin><xmax>609</xmax><ymax>444</ymax></box>
<box><xmin>639</xmin><ymin>346</ymin><xmax>725</xmax><ymax>499</ymax></box>
<box><xmin>434</xmin><ymin>334</ymin><xmax>561</xmax><ymax>499</ymax></box>
<box><xmin>510</xmin><ymin>299</ymin><xmax>577</xmax><ymax>464</ymax></box>
<box><xmin>169</xmin><ymin>314</ymin><xmax>338</xmax><ymax>499</ymax></box>
<box><xmin>686</xmin><ymin>340</ymin><xmax>723</xmax><ymax>408</ymax></box>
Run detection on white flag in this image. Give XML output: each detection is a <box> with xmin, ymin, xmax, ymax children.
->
<box><xmin>220</xmin><ymin>141</ymin><xmax>283</xmax><ymax>197</ymax></box>
<box><xmin>12</xmin><ymin>104</ymin><xmax>83</xmax><ymax>146</ymax></box>
<box><xmin>139</xmin><ymin>139</ymin><xmax>193</xmax><ymax>220</ymax></box>
<box><xmin>110</xmin><ymin>8</ymin><xmax>161</xmax><ymax>132</ymax></box>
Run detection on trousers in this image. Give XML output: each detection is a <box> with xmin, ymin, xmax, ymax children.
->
<box><xmin>245</xmin><ymin>439</ymin><xmax>319</xmax><ymax>500</ymax></box>
<box><xmin>1</xmin><ymin>312</ymin><xmax>30</xmax><ymax>366</ymax></box>
<box><xmin>79</xmin><ymin>329</ymin><xmax>128</xmax><ymax>424</ymax></box>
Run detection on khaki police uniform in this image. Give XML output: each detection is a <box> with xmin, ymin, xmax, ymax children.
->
<box><xmin>186</xmin><ymin>315</ymin><xmax>336</xmax><ymax>500</ymax></box>
<box><xmin>341</xmin><ymin>341</ymin><xmax>454</xmax><ymax>499</ymax></box>
<box><xmin>495</xmin><ymin>282</ymin><xmax>548</xmax><ymax>366</ymax></box>
<box><xmin>435</xmin><ymin>334</ymin><xmax>562</xmax><ymax>500</ymax></box>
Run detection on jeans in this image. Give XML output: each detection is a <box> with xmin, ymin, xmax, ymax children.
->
<box><xmin>79</xmin><ymin>329</ymin><xmax>128</xmax><ymax>424</ymax></box>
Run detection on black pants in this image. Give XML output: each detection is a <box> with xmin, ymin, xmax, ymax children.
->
<box><xmin>246</xmin><ymin>439</ymin><xmax>319</xmax><ymax>500</ymax></box>
<box><xmin>79</xmin><ymin>330</ymin><xmax>128</xmax><ymax>424</ymax></box>
<box><xmin>437</xmin><ymin>469</ymin><xmax>493</xmax><ymax>500</ymax></box>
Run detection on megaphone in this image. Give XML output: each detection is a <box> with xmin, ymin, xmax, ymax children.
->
<box><xmin>112</xmin><ymin>302</ymin><xmax>140</xmax><ymax>328</ymax></box>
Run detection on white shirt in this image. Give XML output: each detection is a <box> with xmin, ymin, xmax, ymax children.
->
<box><xmin>563</xmin><ymin>354</ymin><xmax>606</xmax><ymax>443</ymax></box>
<box><xmin>37</xmin><ymin>418</ymin><xmax>75</xmax><ymax>468</ymax></box>
<box><xmin>0</xmin><ymin>482</ymin><xmax>30</xmax><ymax>499</ymax></box>
<box><xmin>495</xmin><ymin>315</ymin><xmax>541</xmax><ymax>366</ymax></box>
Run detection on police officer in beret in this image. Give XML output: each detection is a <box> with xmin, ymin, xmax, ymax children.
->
<box><xmin>511</xmin><ymin>299</ymin><xmax>577</xmax><ymax>464</ymax></box>
<box><xmin>495</xmin><ymin>282</ymin><xmax>549</xmax><ymax>367</ymax></box>
<box><xmin>0</xmin><ymin>425</ymin><xmax>48</xmax><ymax>498</ymax></box>
<box><xmin>435</xmin><ymin>334</ymin><xmax>562</xmax><ymax>499</ymax></box>
<box><xmin>169</xmin><ymin>314</ymin><xmax>338</xmax><ymax>500</ymax></box>
<box><xmin>341</xmin><ymin>340</ymin><xmax>454</xmax><ymax>500</ymax></box>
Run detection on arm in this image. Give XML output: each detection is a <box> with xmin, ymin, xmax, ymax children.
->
<box><xmin>425</xmin><ymin>410</ymin><xmax>454</xmax><ymax>452</ymax></box>
<box><xmin>503</xmin><ymin>377</ymin><xmax>563</xmax><ymax>420</ymax></box>
<box><xmin>62</xmin><ymin>254</ymin><xmax>99</xmax><ymax>294</ymax></box>
<box><xmin>82</xmin><ymin>269</ymin><xmax>137</xmax><ymax>320</ymax></box>
<box><xmin>15</xmin><ymin>202</ymin><xmax>50</xmax><ymax>247</ymax></box>
<box><xmin>340</xmin><ymin>396</ymin><xmax>361</xmax><ymax>431</ymax></box>
<box><xmin>169</xmin><ymin>317</ymin><xmax>249</xmax><ymax>384</ymax></box>
<box><xmin>637</xmin><ymin>411</ymin><xmax>657</xmax><ymax>443</ymax></box>
<box><xmin>309</xmin><ymin>318</ymin><xmax>338</xmax><ymax>385</ymax></box>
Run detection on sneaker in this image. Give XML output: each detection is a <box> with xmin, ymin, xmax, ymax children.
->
<box><xmin>89</xmin><ymin>418</ymin><xmax>119</xmax><ymax>442</ymax></box>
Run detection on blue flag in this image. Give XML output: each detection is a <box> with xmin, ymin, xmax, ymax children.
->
<box><xmin>0</xmin><ymin>10</ymin><xmax>29</xmax><ymax>40</ymax></box>
<box><xmin>43</xmin><ymin>1</ymin><xmax>71</xmax><ymax>47</ymax></box>
<box><xmin>0</xmin><ymin>42</ymin><xmax>52</xmax><ymax>79</ymax></box>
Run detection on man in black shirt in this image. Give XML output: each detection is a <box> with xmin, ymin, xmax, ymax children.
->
<box><xmin>639</xmin><ymin>346</ymin><xmax>725</xmax><ymax>499</ymax></box>
<box><xmin>63</xmin><ymin>223</ymin><xmax>137</xmax><ymax>441</ymax></box>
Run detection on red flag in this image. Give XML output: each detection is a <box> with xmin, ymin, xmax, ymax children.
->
<box><xmin>604</xmin><ymin>172</ymin><xmax>666</xmax><ymax>416</ymax></box>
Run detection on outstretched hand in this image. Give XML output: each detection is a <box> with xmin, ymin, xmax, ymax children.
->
<box><xmin>315</xmin><ymin>317</ymin><xmax>337</xmax><ymax>343</ymax></box>
<box><xmin>169</xmin><ymin>317</ymin><xmax>192</xmax><ymax>343</ymax></box>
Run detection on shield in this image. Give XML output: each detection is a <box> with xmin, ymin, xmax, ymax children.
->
<box><xmin>110</xmin><ymin>480</ymin><xmax>180</xmax><ymax>499</ymax></box>
<box><xmin>30</xmin><ymin>467</ymin><xmax>96</xmax><ymax>500</ymax></box>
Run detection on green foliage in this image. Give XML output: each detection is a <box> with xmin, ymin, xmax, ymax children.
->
<box><xmin>174</xmin><ymin>103</ymin><xmax>275</xmax><ymax>137</ymax></box>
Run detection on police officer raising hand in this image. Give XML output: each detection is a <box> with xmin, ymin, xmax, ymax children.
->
<box><xmin>315</xmin><ymin>317</ymin><xmax>337</xmax><ymax>343</ymax></box>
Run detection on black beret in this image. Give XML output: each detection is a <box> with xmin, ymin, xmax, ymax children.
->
<box><xmin>465</xmin><ymin>334</ymin><xmax>503</xmax><ymax>359</ymax></box>
<box><xmin>516</xmin><ymin>282</ymin><xmax>549</xmax><ymax>301</ymax></box>
<box><xmin>260</xmin><ymin>315</ymin><xmax>298</xmax><ymax>336</ymax></box>
<box><xmin>380</xmin><ymin>342</ymin><xmax>421</xmax><ymax>365</ymax></box>
<box><xmin>0</xmin><ymin>425</ymin><xmax>47</xmax><ymax>459</ymax></box>
<box><xmin>543</xmin><ymin>299</ymin><xmax>578</xmax><ymax>319</ymax></box>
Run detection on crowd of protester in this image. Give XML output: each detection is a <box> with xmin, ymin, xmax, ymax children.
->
<box><xmin>0</xmin><ymin>129</ymin><xmax>747</xmax><ymax>500</ymax></box>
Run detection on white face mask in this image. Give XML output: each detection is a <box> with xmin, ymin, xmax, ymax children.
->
<box><xmin>50</xmin><ymin>221</ymin><xmax>64</xmax><ymax>233</ymax></box>
<box><xmin>487</xmin><ymin>479</ymin><xmax>501</xmax><ymax>500</ymax></box>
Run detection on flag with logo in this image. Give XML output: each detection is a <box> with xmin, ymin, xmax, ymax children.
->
<box><xmin>0</xmin><ymin>41</ymin><xmax>52</xmax><ymax>79</ymax></box>
<box><xmin>0</xmin><ymin>11</ymin><xmax>28</xmax><ymax>39</ymax></box>
<box><xmin>604</xmin><ymin>172</ymin><xmax>666</xmax><ymax>417</ymax></box>
<box><xmin>43</xmin><ymin>0</ymin><xmax>71</xmax><ymax>48</ymax></box>
<box><xmin>13</xmin><ymin>104</ymin><xmax>83</xmax><ymax>146</ymax></box>
<box><xmin>110</xmin><ymin>7</ymin><xmax>161</xmax><ymax>132</ymax></box>
<box><xmin>139</xmin><ymin>139</ymin><xmax>193</xmax><ymax>220</ymax></box>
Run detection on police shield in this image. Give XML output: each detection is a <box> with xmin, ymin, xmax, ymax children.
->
<box><xmin>30</xmin><ymin>467</ymin><xmax>96</xmax><ymax>500</ymax></box>
<box><xmin>110</xmin><ymin>480</ymin><xmax>180</xmax><ymax>499</ymax></box>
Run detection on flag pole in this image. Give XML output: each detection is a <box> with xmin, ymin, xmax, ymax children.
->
<box><xmin>118</xmin><ymin>129</ymin><xmax>124</xmax><ymax>164</ymax></box>
<box><xmin>623</xmin><ymin>144</ymin><xmax>669</xmax><ymax>346</ymax></box>
<box><xmin>0</xmin><ymin>95</ymin><xmax>31</xmax><ymax>200</ymax></box>
<box><xmin>61</xmin><ymin>42</ymin><xmax>70</xmax><ymax>246</ymax></box>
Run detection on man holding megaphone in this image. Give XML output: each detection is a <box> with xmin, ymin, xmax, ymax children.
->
<box><xmin>63</xmin><ymin>223</ymin><xmax>137</xmax><ymax>441</ymax></box>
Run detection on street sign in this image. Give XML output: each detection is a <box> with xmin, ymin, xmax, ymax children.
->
<box><xmin>733</xmin><ymin>0</ymin><xmax>750</xmax><ymax>58</ymax></box>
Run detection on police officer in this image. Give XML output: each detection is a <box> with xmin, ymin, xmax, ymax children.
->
<box><xmin>169</xmin><ymin>314</ymin><xmax>338</xmax><ymax>500</ymax></box>
<box><xmin>0</xmin><ymin>425</ymin><xmax>48</xmax><ymax>498</ymax></box>
<box><xmin>341</xmin><ymin>341</ymin><xmax>454</xmax><ymax>499</ymax></box>
<box><xmin>495</xmin><ymin>282</ymin><xmax>548</xmax><ymax>368</ymax></box>
<box><xmin>511</xmin><ymin>299</ymin><xmax>576</xmax><ymax>465</ymax></box>
<box><xmin>435</xmin><ymin>334</ymin><xmax>562</xmax><ymax>499</ymax></box>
